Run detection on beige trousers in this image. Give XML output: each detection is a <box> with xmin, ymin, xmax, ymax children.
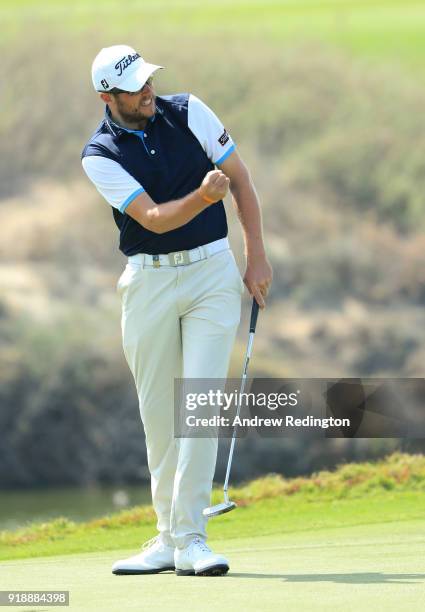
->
<box><xmin>116</xmin><ymin>246</ymin><xmax>243</xmax><ymax>549</ymax></box>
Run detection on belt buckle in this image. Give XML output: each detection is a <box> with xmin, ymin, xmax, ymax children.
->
<box><xmin>168</xmin><ymin>250</ymin><xmax>190</xmax><ymax>266</ymax></box>
<box><xmin>152</xmin><ymin>254</ymin><xmax>160</xmax><ymax>268</ymax></box>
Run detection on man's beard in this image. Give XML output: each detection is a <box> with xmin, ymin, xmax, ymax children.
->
<box><xmin>116</xmin><ymin>96</ymin><xmax>156</xmax><ymax>129</ymax></box>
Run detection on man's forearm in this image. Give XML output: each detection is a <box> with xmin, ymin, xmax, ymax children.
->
<box><xmin>146</xmin><ymin>190</ymin><xmax>209</xmax><ymax>234</ymax></box>
<box><xmin>220</xmin><ymin>152</ymin><xmax>272</xmax><ymax>307</ymax></box>
<box><xmin>130</xmin><ymin>169</ymin><xmax>229</xmax><ymax>234</ymax></box>
<box><xmin>230</xmin><ymin>179</ymin><xmax>267</xmax><ymax>260</ymax></box>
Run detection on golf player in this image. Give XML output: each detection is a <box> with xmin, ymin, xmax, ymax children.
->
<box><xmin>82</xmin><ymin>45</ymin><xmax>272</xmax><ymax>576</ymax></box>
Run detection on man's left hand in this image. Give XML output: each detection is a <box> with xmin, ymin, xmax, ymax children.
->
<box><xmin>243</xmin><ymin>255</ymin><xmax>273</xmax><ymax>309</ymax></box>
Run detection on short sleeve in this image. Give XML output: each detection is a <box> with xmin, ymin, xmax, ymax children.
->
<box><xmin>187</xmin><ymin>94</ymin><xmax>236</xmax><ymax>166</ymax></box>
<box><xmin>82</xmin><ymin>156</ymin><xmax>145</xmax><ymax>213</ymax></box>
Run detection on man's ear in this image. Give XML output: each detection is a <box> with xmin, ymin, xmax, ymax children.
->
<box><xmin>100</xmin><ymin>92</ymin><xmax>113</xmax><ymax>104</ymax></box>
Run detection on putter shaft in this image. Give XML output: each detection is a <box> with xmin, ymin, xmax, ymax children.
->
<box><xmin>223</xmin><ymin>298</ymin><xmax>260</xmax><ymax>497</ymax></box>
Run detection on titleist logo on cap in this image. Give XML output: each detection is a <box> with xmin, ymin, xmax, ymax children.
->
<box><xmin>115</xmin><ymin>53</ymin><xmax>141</xmax><ymax>77</ymax></box>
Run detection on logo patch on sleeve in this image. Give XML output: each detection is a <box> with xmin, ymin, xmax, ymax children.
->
<box><xmin>218</xmin><ymin>129</ymin><xmax>230</xmax><ymax>146</ymax></box>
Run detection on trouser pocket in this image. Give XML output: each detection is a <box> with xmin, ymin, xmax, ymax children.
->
<box><xmin>116</xmin><ymin>263</ymin><xmax>144</xmax><ymax>301</ymax></box>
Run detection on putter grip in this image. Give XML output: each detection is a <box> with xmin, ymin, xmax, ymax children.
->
<box><xmin>249</xmin><ymin>297</ymin><xmax>260</xmax><ymax>333</ymax></box>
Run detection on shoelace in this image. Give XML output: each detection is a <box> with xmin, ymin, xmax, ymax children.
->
<box><xmin>192</xmin><ymin>537</ymin><xmax>211</xmax><ymax>553</ymax></box>
<box><xmin>141</xmin><ymin>535</ymin><xmax>160</xmax><ymax>551</ymax></box>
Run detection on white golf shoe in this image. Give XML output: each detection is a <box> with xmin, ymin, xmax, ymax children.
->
<box><xmin>112</xmin><ymin>535</ymin><xmax>175</xmax><ymax>575</ymax></box>
<box><xmin>174</xmin><ymin>537</ymin><xmax>229</xmax><ymax>576</ymax></box>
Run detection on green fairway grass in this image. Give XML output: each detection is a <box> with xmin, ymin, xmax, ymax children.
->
<box><xmin>0</xmin><ymin>490</ymin><xmax>423</xmax><ymax>561</ymax></box>
<box><xmin>3</xmin><ymin>1</ymin><xmax>425</xmax><ymax>73</ymax></box>
<box><xmin>1</xmin><ymin>521</ymin><xmax>424</xmax><ymax>611</ymax></box>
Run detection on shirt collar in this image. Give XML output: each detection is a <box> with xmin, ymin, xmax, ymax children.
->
<box><xmin>104</xmin><ymin>102</ymin><xmax>164</xmax><ymax>137</ymax></box>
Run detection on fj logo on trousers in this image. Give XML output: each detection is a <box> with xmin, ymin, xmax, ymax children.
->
<box><xmin>167</xmin><ymin>251</ymin><xmax>191</xmax><ymax>266</ymax></box>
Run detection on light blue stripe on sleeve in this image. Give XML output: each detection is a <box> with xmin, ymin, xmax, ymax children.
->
<box><xmin>215</xmin><ymin>144</ymin><xmax>236</xmax><ymax>166</ymax></box>
<box><xmin>119</xmin><ymin>187</ymin><xmax>145</xmax><ymax>213</ymax></box>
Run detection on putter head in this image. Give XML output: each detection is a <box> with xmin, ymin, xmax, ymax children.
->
<box><xmin>202</xmin><ymin>501</ymin><xmax>237</xmax><ymax>518</ymax></box>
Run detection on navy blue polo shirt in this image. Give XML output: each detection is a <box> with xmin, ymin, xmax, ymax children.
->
<box><xmin>81</xmin><ymin>93</ymin><xmax>236</xmax><ymax>256</ymax></box>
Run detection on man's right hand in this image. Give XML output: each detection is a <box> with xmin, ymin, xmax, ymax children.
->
<box><xmin>199</xmin><ymin>170</ymin><xmax>230</xmax><ymax>204</ymax></box>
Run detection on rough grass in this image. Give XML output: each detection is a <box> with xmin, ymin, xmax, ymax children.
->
<box><xmin>222</xmin><ymin>451</ymin><xmax>425</xmax><ymax>505</ymax></box>
<box><xmin>1</xmin><ymin>452</ymin><xmax>423</xmax><ymax>555</ymax></box>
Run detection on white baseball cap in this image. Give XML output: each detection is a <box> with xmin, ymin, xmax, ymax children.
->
<box><xmin>92</xmin><ymin>45</ymin><xmax>163</xmax><ymax>92</ymax></box>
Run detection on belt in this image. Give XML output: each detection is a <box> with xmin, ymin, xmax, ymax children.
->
<box><xmin>128</xmin><ymin>237</ymin><xmax>230</xmax><ymax>268</ymax></box>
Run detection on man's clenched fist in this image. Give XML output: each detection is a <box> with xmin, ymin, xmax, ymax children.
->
<box><xmin>198</xmin><ymin>170</ymin><xmax>230</xmax><ymax>204</ymax></box>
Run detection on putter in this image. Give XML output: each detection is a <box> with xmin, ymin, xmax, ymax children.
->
<box><xmin>203</xmin><ymin>297</ymin><xmax>260</xmax><ymax>518</ymax></box>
